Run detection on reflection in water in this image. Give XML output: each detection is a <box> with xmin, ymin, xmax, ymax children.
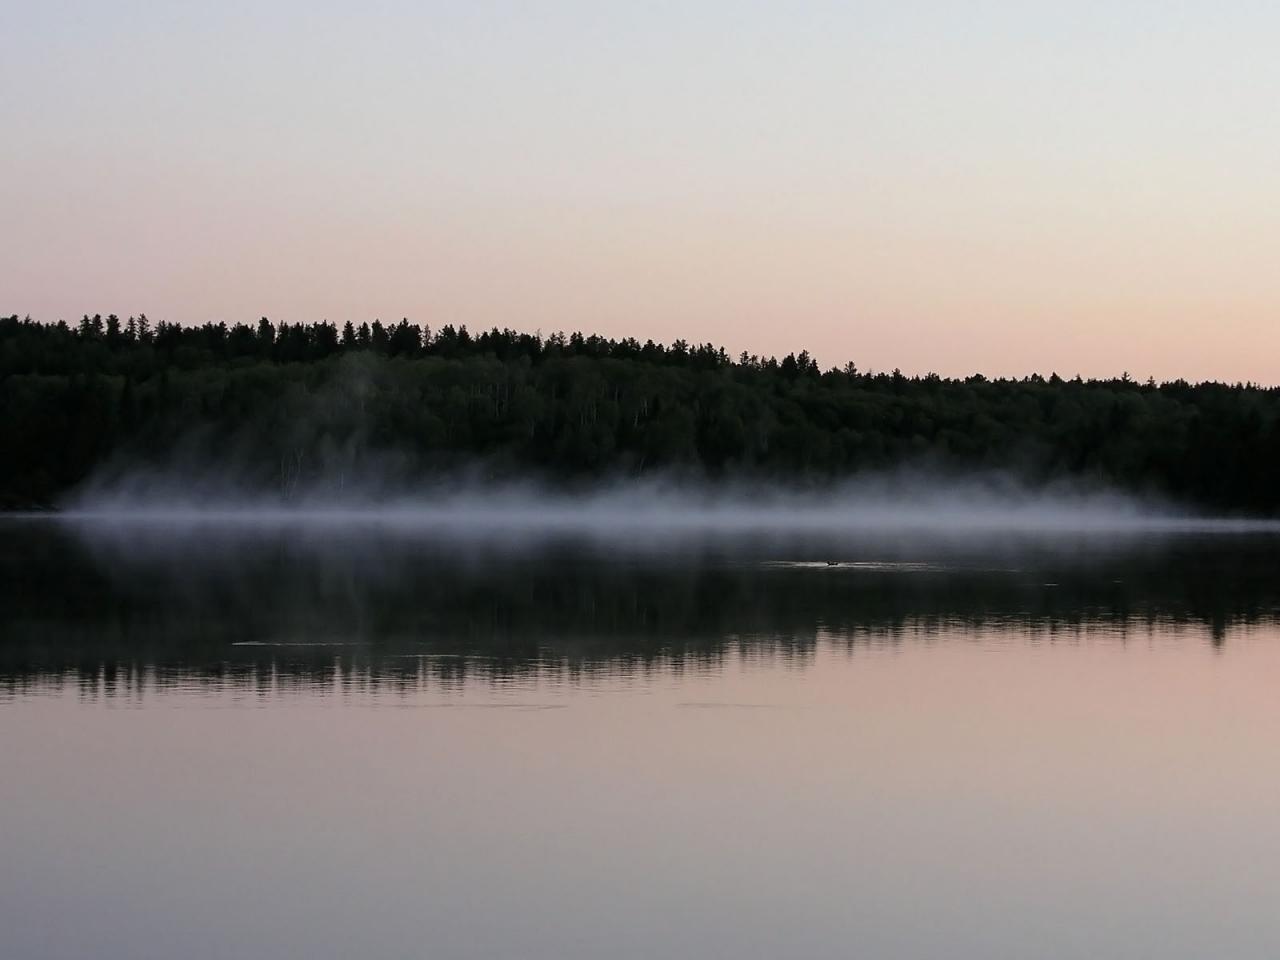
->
<box><xmin>3</xmin><ymin>519</ymin><xmax>1278</xmax><ymax>701</ymax></box>
<box><xmin>6</xmin><ymin>520</ymin><xmax>1280</xmax><ymax>960</ymax></box>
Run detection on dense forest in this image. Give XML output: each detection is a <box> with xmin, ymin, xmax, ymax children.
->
<box><xmin>1</xmin><ymin>313</ymin><xmax>1278</xmax><ymax>512</ymax></box>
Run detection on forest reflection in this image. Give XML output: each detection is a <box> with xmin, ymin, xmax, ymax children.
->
<box><xmin>3</xmin><ymin>521</ymin><xmax>1278</xmax><ymax>701</ymax></box>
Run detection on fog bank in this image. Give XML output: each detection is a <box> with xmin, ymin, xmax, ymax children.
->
<box><xmin>48</xmin><ymin>469</ymin><xmax>1280</xmax><ymax>537</ymax></box>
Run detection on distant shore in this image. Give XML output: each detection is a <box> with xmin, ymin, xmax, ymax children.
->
<box><xmin>4</xmin><ymin>314</ymin><xmax>1278</xmax><ymax>515</ymax></box>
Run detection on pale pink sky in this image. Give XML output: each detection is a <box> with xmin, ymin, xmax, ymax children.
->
<box><xmin>2</xmin><ymin>2</ymin><xmax>1277</xmax><ymax>382</ymax></box>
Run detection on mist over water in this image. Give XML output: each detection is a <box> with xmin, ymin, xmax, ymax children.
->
<box><xmin>6</xmin><ymin>483</ymin><xmax>1280</xmax><ymax>701</ymax></box>
<box><xmin>49</xmin><ymin>467</ymin><xmax>1279</xmax><ymax>538</ymax></box>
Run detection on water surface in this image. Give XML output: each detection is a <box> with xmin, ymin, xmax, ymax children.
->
<box><xmin>3</xmin><ymin>521</ymin><xmax>1279</xmax><ymax>959</ymax></box>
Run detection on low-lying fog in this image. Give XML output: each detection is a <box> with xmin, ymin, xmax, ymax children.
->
<box><xmin>42</xmin><ymin>468</ymin><xmax>1279</xmax><ymax>536</ymax></box>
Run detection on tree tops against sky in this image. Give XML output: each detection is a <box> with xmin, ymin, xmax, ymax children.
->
<box><xmin>2</xmin><ymin>313</ymin><xmax>1277</xmax><ymax>513</ymax></box>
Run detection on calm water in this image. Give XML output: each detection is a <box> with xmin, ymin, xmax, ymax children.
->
<box><xmin>3</xmin><ymin>519</ymin><xmax>1280</xmax><ymax>959</ymax></box>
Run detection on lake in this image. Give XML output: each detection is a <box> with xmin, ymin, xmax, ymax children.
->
<box><xmin>3</xmin><ymin>518</ymin><xmax>1280</xmax><ymax>959</ymax></box>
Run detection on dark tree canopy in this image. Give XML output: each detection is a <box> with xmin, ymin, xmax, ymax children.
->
<box><xmin>1</xmin><ymin>313</ymin><xmax>1277</xmax><ymax>512</ymax></box>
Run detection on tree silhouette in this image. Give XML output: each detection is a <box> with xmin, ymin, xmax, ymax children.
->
<box><xmin>0</xmin><ymin>312</ymin><xmax>1277</xmax><ymax>511</ymax></box>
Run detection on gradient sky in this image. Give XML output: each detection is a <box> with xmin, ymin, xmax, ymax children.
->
<box><xmin>2</xmin><ymin>1</ymin><xmax>1277</xmax><ymax>381</ymax></box>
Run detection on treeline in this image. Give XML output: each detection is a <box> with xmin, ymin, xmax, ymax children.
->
<box><xmin>2</xmin><ymin>313</ymin><xmax>1278</xmax><ymax>511</ymax></box>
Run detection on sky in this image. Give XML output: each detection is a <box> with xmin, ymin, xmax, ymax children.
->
<box><xmin>2</xmin><ymin>1</ymin><xmax>1277</xmax><ymax>382</ymax></box>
